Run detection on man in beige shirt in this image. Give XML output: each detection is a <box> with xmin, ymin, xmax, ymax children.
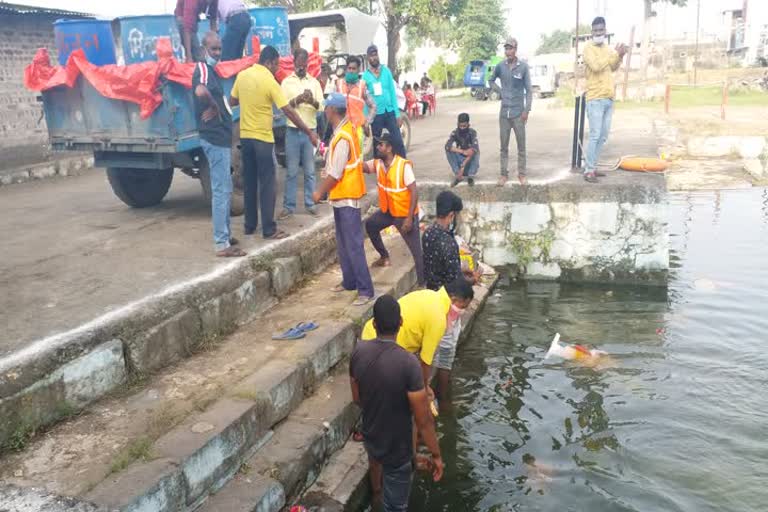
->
<box><xmin>280</xmin><ymin>48</ymin><xmax>324</xmax><ymax>218</ymax></box>
<box><xmin>582</xmin><ymin>16</ymin><xmax>628</xmax><ymax>183</ymax></box>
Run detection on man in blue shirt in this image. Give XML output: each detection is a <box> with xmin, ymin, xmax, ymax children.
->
<box><xmin>363</xmin><ymin>45</ymin><xmax>407</xmax><ymax>158</ymax></box>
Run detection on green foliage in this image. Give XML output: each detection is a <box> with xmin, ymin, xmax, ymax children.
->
<box><xmin>508</xmin><ymin>229</ymin><xmax>555</xmax><ymax>269</ymax></box>
<box><xmin>452</xmin><ymin>0</ymin><xmax>506</xmax><ymax>62</ymax></box>
<box><xmin>428</xmin><ymin>57</ymin><xmax>465</xmax><ymax>89</ymax></box>
<box><xmin>247</xmin><ymin>0</ymin><xmax>371</xmax><ymax>14</ymax></box>
<box><xmin>536</xmin><ymin>25</ymin><xmax>591</xmax><ymax>55</ymax></box>
<box><xmin>110</xmin><ymin>437</ymin><xmax>153</xmax><ymax>474</ymax></box>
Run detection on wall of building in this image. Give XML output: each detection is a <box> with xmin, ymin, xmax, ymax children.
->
<box><xmin>0</xmin><ymin>14</ymin><xmax>58</xmax><ymax>170</ymax></box>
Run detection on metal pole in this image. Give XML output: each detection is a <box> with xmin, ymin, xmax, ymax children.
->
<box><xmin>622</xmin><ymin>26</ymin><xmax>636</xmax><ymax>101</ymax></box>
<box><xmin>577</xmin><ymin>94</ymin><xmax>586</xmax><ymax>168</ymax></box>
<box><xmin>574</xmin><ymin>0</ymin><xmax>580</xmax><ymax>80</ymax></box>
<box><xmin>694</xmin><ymin>0</ymin><xmax>701</xmax><ymax>86</ymax></box>
<box><xmin>571</xmin><ymin>95</ymin><xmax>580</xmax><ymax>169</ymax></box>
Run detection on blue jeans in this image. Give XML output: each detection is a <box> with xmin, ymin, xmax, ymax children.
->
<box><xmin>371</xmin><ymin>111</ymin><xmax>407</xmax><ymax>158</ymax></box>
<box><xmin>221</xmin><ymin>12</ymin><xmax>252</xmax><ymax>61</ymax></box>
<box><xmin>446</xmin><ymin>150</ymin><xmax>479</xmax><ymax>177</ymax></box>
<box><xmin>585</xmin><ymin>98</ymin><xmax>614</xmax><ymax>174</ymax></box>
<box><xmin>382</xmin><ymin>460</ymin><xmax>413</xmax><ymax>512</ymax></box>
<box><xmin>283</xmin><ymin>127</ymin><xmax>316</xmax><ymax>212</ymax></box>
<box><xmin>200</xmin><ymin>139</ymin><xmax>232</xmax><ymax>251</ymax></box>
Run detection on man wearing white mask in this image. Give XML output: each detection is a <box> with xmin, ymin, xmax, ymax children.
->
<box><xmin>360</xmin><ymin>277</ymin><xmax>475</xmax><ymax>402</ymax></box>
<box><xmin>582</xmin><ymin>16</ymin><xmax>628</xmax><ymax>183</ymax></box>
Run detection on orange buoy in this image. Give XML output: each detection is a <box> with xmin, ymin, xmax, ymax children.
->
<box><xmin>618</xmin><ymin>157</ymin><xmax>668</xmax><ymax>172</ymax></box>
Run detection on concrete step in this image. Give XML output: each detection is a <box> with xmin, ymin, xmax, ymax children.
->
<box><xmin>0</xmin><ymin>238</ymin><xmax>417</xmax><ymax>512</ymax></box>
<box><xmin>296</xmin><ymin>272</ymin><xmax>499</xmax><ymax>512</ymax></box>
<box><xmin>198</xmin><ymin>371</ymin><xmax>360</xmax><ymax>512</ymax></box>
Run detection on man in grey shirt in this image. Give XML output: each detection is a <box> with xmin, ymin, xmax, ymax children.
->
<box><xmin>491</xmin><ymin>37</ymin><xmax>532</xmax><ymax>186</ymax></box>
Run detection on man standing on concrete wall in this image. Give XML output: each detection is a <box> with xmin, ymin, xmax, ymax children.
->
<box><xmin>582</xmin><ymin>17</ymin><xmax>628</xmax><ymax>183</ymax></box>
<box><xmin>350</xmin><ymin>295</ymin><xmax>443</xmax><ymax>512</ymax></box>
<box><xmin>215</xmin><ymin>0</ymin><xmax>252</xmax><ymax>61</ymax></box>
<box><xmin>364</xmin><ymin>45</ymin><xmax>408</xmax><ymax>158</ymax></box>
<box><xmin>491</xmin><ymin>37</ymin><xmax>532</xmax><ymax>186</ymax></box>
<box><xmin>279</xmin><ymin>48</ymin><xmax>324</xmax><ymax>219</ymax></box>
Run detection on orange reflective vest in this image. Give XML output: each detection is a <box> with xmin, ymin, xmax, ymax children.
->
<box><xmin>375</xmin><ymin>155</ymin><xmax>418</xmax><ymax>218</ymax></box>
<box><xmin>328</xmin><ymin>120</ymin><xmax>366</xmax><ymax>201</ymax></box>
<box><xmin>338</xmin><ymin>80</ymin><xmax>367</xmax><ymax>128</ymax></box>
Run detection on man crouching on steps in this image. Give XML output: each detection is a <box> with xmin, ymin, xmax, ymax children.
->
<box><xmin>363</xmin><ymin>130</ymin><xmax>425</xmax><ymax>287</ymax></box>
<box><xmin>350</xmin><ymin>295</ymin><xmax>443</xmax><ymax>512</ymax></box>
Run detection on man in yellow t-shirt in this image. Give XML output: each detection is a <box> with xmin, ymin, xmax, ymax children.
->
<box><xmin>279</xmin><ymin>48</ymin><xmax>324</xmax><ymax>220</ymax></box>
<box><xmin>582</xmin><ymin>16</ymin><xmax>628</xmax><ymax>183</ymax></box>
<box><xmin>229</xmin><ymin>45</ymin><xmax>319</xmax><ymax>240</ymax></box>
<box><xmin>361</xmin><ymin>277</ymin><xmax>474</xmax><ymax>395</ymax></box>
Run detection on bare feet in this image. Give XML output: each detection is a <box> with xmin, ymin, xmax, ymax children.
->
<box><xmin>497</xmin><ymin>175</ymin><xmax>508</xmax><ymax>187</ymax></box>
<box><xmin>518</xmin><ymin>174</ymin><xmax>527</xmax><ymax>185</ymax></box>
<box><xmin>371</xmin><ymin>257</ymin><xmax>391</xmax><ymax>268</ymax></box>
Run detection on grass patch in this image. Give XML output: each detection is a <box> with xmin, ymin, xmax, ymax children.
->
<box><xmin>1</xmin><ymin>401</ymin><xmax>80</xmax><ymax>455</ymax></box>
<box><xmin>110</xmin><ymin>437</ymin><xmax>153</xmax><ymax>474</ymax></box>
<box><xmin>668</xmin><ymin>85</ymin><xmax>768</xmax><ymax>108</ymax></box>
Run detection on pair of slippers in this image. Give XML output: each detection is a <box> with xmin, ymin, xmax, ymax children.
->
<box><xmin>272</xmin><ymin>321</ymin><xmax>319</xmax><ymax>340</ymax></box>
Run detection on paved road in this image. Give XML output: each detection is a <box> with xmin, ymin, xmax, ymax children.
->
<box><xmin>0</xmin><ymin>97</ymin><xmax>657</xmax><ymax>357</ymax></box>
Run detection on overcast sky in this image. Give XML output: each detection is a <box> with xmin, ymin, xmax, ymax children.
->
<box><xmin>28</xmin><ymin>0</ymin><xmax>735</xmax><ymax>51</ymax></box>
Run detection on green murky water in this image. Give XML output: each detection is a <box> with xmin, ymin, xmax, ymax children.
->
<box><xmin>410</xmin><ymin>189</ymin><xmax>768</xmax><ymax>512</ymax></box>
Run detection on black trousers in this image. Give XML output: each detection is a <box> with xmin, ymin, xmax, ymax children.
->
<box><xmin>241</xmin><ymin>138</ymin><xmax>277</xmax><ymax>237</ymax></box>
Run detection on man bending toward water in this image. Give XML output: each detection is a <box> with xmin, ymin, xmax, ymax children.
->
<box><xmin>350</xmin><ymin>295</ymin><xmax>443</xmax><ymax>511</ymax></box>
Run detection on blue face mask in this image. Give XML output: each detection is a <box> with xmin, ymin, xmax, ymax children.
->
<box><xmin>205</xmin><ymin>53</ymin><xmax>218</xmax><ymax>67</ymax></box>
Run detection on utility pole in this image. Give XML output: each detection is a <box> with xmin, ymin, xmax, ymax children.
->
<box><xmin>693</xmin><ymin>0</ymin><xmax>701</xmax><ymax>87</ymax></box>
<box><xmin>574</xmin><ymin>0</ymin><xmax>580</xmax><ymax>80</ymax></box>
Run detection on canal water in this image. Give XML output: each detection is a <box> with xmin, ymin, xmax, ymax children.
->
<box><xmin>410</xmin><ymin>189</ymin><xmax>768</xmax><ymax>512</ymax></box>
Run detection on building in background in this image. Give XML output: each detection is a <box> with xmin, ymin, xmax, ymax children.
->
<box><xmin>722</xmin><ymin>0</ymin><xmax>768</xmax><ymax>66</ymax></box>
<box><xmin>0</xmin><ymin>2</ymin><xmax>91</xmax><ymax>172</ymax></box>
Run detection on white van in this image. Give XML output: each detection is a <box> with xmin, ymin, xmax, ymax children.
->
<box><xmin>529</xmin><ymin>61</ymin><xmax>558</xmax><ymax>98</ymax></box>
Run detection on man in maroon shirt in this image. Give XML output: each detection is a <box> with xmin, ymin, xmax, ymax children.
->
<box><xmin>175</xmin><ymin>0</ymin><xmax>218</xmax><ymax>63</ymax></box>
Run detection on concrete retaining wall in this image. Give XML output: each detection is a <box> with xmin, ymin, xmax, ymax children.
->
<box><xmin>0</xmin><ymin>208</ymin><xmax>354</xmax><ymax>453</ymax></box>
<box><xmin>420</xmin><ymin>178</ymin><xmax>668</xmax><ymax>285</ymax></box>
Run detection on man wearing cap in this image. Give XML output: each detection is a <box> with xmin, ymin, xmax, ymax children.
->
<box><xmin>363</xmin><ymin>130</ymin><xmax>424</xmax><ymax>287</ymax></box>
<box><xmin>312</xmin><ymin>92</ymin><xmax>374</xmax><ymax>306</ymax></box>
<box><xmin>491</xmin><ymin>37</ymin><xmax>532</xmax><ymax>186</ymax></box>
<box><xmin>363</xmin><ymin>45</ymin><xmax>408</xmax><ymax>158</ymax></box>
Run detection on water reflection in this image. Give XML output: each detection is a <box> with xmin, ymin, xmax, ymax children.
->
<box><xmin>410</xmin><ymin>189</ymin><xmax>768</xmax><ymax>512</ymax></box>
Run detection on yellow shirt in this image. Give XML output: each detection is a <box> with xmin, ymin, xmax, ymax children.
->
<box><xmin>583</xmin><ymin>42</ymin><xmax>622</xmax><ymax>101</ymax></box>
<box><xmin>281</xmin><ymin>73</ymin><xmax>323</xmax><ymax>129</ymax></box>
<box><xmin>231</xmin><ymin>64</ymin><xmax>288</xmax><ymax>142</ymax></box>
<box><xmin>361</xmin><ymin>287</ymin><xmax>451</xmax><ymax>365</ymax></box>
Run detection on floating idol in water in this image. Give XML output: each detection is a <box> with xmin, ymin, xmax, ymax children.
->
<box><xmin>545</xmin><ymin>333</ymin><xmax>607</xmax><ymax>361</ymax></box>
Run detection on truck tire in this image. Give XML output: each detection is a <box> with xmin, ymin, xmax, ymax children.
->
<box><xmin>107</xmin><ymin>167</ymin><xmax>173</xmax><ymax>208</ymax></box>
<box><xmin>199</xmin><ymin>152</ymin><xmax>246</xmax><ymax>217</ymax></box>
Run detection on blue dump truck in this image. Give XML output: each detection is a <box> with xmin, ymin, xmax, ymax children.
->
<box><xmin>42</xmin><ymin>9</ymin><xmax>291</xmax><ymax>213</ymax></box>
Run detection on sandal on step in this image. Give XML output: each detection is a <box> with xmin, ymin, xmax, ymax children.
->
<box><xmin>296</xmin><ymin>321</ymin><xmax>319</xmax><ymax>332</ymax></box>
<box><xmin>272</xmin><ymin>327</ymin><xmax>306</xmax><ymax>340</ymax></box>
<box><xmin>216</xmin><ymin>246</ymin><xmax>247</xmax><ymax>258</ymax></box>
<box><xmin>264</xmin><ymin>230</ymin><xmax>289</xmax><ymax>240</ymax></box>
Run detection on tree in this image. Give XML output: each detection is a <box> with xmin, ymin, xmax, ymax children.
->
<box><xmin>640</xmin><ymin>0</ymin><xmax>687</xmax><ymax>86</ymax></box>
<box><xmin>451</xmin><ymin>0</ymin><xmax>506</xmax><ymax>62</ymax></box>
<box><xmin>536</xmin><ymin>25</ymin><xmax>591</xmax><ymax>55</ymax></box>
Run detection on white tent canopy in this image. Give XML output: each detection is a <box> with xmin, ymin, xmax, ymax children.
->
<box><xmin>288</xmin><ymin>8</ymin><xmax>381</xmax><ymax>56</ymax></box>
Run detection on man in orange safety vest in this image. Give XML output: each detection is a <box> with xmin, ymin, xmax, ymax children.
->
<box><xmin>336</xmin><ymin>55</ymin><xmax>377</xmax><ymax>153</ymax></box>
<box><xmin>364</xmin><ymin>130</ymin><xmax>425</xmax><ymax>287</ymax></box>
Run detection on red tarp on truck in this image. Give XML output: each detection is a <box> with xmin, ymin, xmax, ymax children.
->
<box><xmin>25</xmin><ymin>38</ymin><xmax>322</xmax><ymax>119</ymax></box>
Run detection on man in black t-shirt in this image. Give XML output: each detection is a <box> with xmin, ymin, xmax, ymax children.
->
<box><xmin>349</xmin><ymin>295</ymin><xmax>443</xmax><ymax>511</ymax></box>
<box><xmin>193</xmin><ymin>32</ymin><xmax>245</xmax><ymax>257</ymax></box>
